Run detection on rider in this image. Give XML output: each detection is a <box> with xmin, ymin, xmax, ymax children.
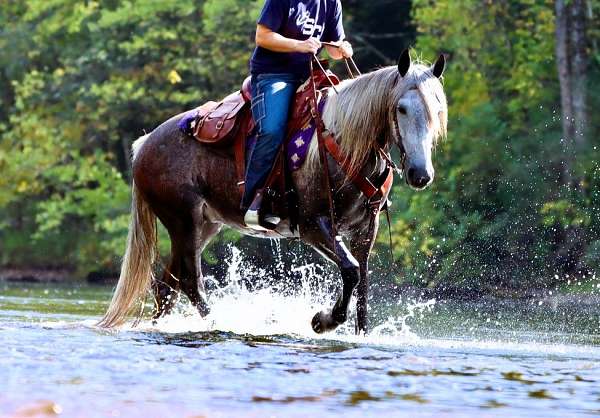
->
<box><xmin>243</xmin><ymin>0</ymin><xmax>353</xmax><ymax>230</ymax></box>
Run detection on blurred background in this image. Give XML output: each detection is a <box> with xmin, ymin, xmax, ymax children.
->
<box><xmin>1</xmin><ymin>0</ymin><xmax>599</xmax><ymax>299</ymax></box>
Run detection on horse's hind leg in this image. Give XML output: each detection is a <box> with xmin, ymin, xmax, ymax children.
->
<box><xmin>152</xmin><ymin>213</ymin><xmax>221</xmax><ymax>319</ymax></box>
<box><xmin>152</xmin><ymin>240</ymin><xmax>183</xmax><ymax>319</ymax></box>
<box><xmin>179</xmin><ymin>219</ymin><xmax>222</xmax><ymax>317</ymax></box>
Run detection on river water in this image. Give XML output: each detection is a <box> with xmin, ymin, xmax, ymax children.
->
<box><xmin>2</xmin><ymin>253</ymin><xmax>600</xmax><ymax>417</ymax></box>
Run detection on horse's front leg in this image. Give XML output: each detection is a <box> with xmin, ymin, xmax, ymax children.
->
<box><xmin>351</xmin><ymin>215</ymin><xmax>380</xmax><ymax>335</ymax></box>
<box><xmin>311</xmin><ymin>217</ymin><xmax>360</xmax><ymax>334</ymax></box>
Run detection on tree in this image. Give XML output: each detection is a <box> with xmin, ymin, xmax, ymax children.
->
<box><xmin>555</xmin><ymin>0</ymin><xmax>589</xmax><ymax>183</ymax></box>
<box><xmin>382</xmin><ymin>0</ymin><xmax>593</xmax><ymax>291</ymax></box>
<box><xmin>0</xmin><ymin>0</ymin><xmax>260</xmax><ymax>274</ymax></box>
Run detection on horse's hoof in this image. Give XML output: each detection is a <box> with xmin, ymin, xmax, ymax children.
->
<box><xmin>311</xmin><ymin>311</ymin><xmax>339</xmax><ymax>334</ymax></box>
<box><xmin>194</xmin><ymin>300</ymin><xmax>210</xmax><ymax>318</ymax></box>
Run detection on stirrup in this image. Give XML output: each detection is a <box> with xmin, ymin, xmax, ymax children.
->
<box><xmin>244</xmin><ymin>210</ymin><xmax>281</xmax><ymax>231</ymax></box>
<box><xmin>243</xmin><ymin>190</ymin><xmax>281</xmax><ymax>231</ymax></box>
<box><xmin>264</xmin><ymin>215</ymin><xmax>281</xmax><ymax>225</ymax></box>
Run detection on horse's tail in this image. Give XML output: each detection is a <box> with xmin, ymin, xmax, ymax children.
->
<box><xmin>98</xmin><ymin>179</ymin><xmax>157</xmax><ymax>328</ymax></box>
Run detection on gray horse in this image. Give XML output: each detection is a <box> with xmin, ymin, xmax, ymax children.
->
<box><xmin>99</xmin><ymin>50</ymin><xmax>448</xmax><ymax>334</ymax></box>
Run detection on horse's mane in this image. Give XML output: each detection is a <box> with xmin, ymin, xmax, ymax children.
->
<box><xmin>308</xmin><ymin>63</ymin><xmax>448</xmax><ymax>178</ymax></box>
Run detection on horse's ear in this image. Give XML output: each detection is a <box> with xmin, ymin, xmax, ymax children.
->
<box><xmin>397</xmin><ymin>49</ymin><xmax>411</xmax><ymax>77</ymax></box>
<box><xmin>432</xmin><ymin>54</ymin><xmax>446</xmax><ymax>78</ymax></box>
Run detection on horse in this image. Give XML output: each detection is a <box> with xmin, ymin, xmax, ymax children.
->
<box><xmin>98</xmin><ymin>50</ymin><xmax>448</xmax><ymax>334</ymax></box>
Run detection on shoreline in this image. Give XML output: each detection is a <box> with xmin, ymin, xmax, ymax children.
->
<box><xmin>2</xmin><ymin>270</ymin><xmax>599</xmax><ymax>309</ymax></box>
<box><xmin>2</xmin><ymin>267</ymin><xmax>599</xmax><ymax>304</ymax></box>
<box><xmin>0</xmin><ymin>267</ymin><xmax>117</xmax><ymax>284</ymax></box>
<box><xmin>0</xmin><ymin>267</ymin><xmax>76</xmax><ymax>283</ymax></box>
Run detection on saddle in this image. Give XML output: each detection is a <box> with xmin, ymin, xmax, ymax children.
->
<box><xmin>190</xmin><ymin>66</ymin><xmax>339</xmax><ymax>148</ymax></box>
<box><xmin>183</xmin><ymin>62</ymin><xmax>341</xmax><ymax>230</ymax></box>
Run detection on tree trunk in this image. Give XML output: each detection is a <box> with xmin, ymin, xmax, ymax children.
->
<box><xmin>554</xmin><ymin>0</ymin><xmax>588</xmax><ymax>184</ymax></box>
<box><xmin>570</xmin><ymin>0</ymin><xmax>588</xmax><ymax>149</ymax></box>
<box><xmin>554</xmin><ymin>0</ymin><xmax>589</xmax><ymax>275</ymax></box>
<box><xmin>554</xmin><ymin>0</ymin><xmax>573</xmax><ymax>184</ymax></box>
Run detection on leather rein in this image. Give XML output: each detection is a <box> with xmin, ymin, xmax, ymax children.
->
<box><xmin>309</xmin><ymin>55</ymin><xmax>398</xmax><ymax>252</ymax></box>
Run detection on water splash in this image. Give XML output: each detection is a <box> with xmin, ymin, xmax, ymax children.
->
<box><xmin>370</xmin><ymin>298</ymin><xmax>436</xmax><ymax>341</ymax></box>
<box><xmin>136</xmin><ymin>245</ymin><xmax>435</xmax><ymax>344</ymax></box>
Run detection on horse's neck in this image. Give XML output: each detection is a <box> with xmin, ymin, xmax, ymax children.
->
<box><xmin>323</xmin><ymin>75</ymin><xmax>390</xmax><ymax>149</ymax></box>
<box><xmin>318</xmin><ymin>94</ymin><xmax>385</xmax><ymax>194</ymax></box>
<box><xmin>322</xmin><ymin>78</ymin><xmax>389</xmax><ymax>176</ymax></box>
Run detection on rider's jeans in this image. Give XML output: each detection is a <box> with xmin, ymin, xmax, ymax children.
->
<box><xmin>242</xmin><ymin>73</ymin><xmax>301</xmax><ymax>209</ymax></box>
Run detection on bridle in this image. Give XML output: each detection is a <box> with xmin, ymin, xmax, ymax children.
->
<box><xmin>391</xmin><ymin>109</ymin><xmax>406</xmax><ymax>177</ymax></box>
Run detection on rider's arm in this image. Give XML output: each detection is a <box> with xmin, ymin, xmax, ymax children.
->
<box><xmin>256</xmin><ymin>24</ymin><xmax>321</xmax><ymax>54</ymax></box>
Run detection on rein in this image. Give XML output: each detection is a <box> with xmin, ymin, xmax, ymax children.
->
<box><xmin>320</xmin><ymin>41</ymin><xmax>362</xmax><ymax>80</ymax></box>
<box><xmin>309</xmin><ymin>58</ymin><xmax>339</xmax><ymax>246</ymax></box>
<box><xmin>309</xmin><ymin>54</ymin><xmax>396</xmax><ymax>262</ymax></box>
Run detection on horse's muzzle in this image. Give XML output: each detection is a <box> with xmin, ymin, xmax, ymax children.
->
<box><xmin>406</xmin><ymin>166</ymin><xmax>433</xmax><ymax>189</ymax></box>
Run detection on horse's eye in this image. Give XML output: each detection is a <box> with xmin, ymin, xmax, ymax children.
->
<box><xmin>397</xmin><ymin>106</ymin><xmax>407</xmax><ymax>115</ymax></box>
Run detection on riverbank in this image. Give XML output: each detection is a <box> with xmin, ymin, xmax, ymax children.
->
<box><xmin>2</xmin><ymin>265</ymin><xmax>600</xmax><ymax>302</ymax></box>
<box><xmin>0</xmin><ymin>267</ymin><xmax>120</xmax><ymax>284</ymax></box>
<box><xmin>0</xmin><ymin>267</ymin><xmax>75</xmax><ymax>283</ymax></box>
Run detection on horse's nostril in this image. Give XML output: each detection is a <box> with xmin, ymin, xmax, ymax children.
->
<box><xmin>407</xmin><ymin>167</ymin><xmax>431</xmax><ymax>188</ymax></box>
<box><xmin>418</xmin><ymin>175</ymin><xmax>431</xmax><ymax>187</ymax></box>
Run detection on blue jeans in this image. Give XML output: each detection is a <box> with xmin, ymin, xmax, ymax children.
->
<box><xmin>242</xmin><ymin>73</ymin><xmax>301</xmax><ymax>209</ymax></box>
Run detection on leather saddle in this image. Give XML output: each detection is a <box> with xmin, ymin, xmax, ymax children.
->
<box><xmin>191</xmin><ymin>65</ymin><xmax>339</xmax><ymax>147</ymax></box>
<box><xmin>188</xmin><ymin>62</ymin><xmax>340</xmax><ymax>230</ymax></box>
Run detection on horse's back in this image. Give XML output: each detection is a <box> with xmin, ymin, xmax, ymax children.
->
<box><xmin>132</xmin><ymin>111</ymin><xmax>244</xmax><ymax>224</ymax></box>
<box><xmin>132</xmin><ymin>113</ymin><xmax>203</xmax><ymax>211</ymax></box>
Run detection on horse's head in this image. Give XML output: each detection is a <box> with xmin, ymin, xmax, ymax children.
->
<box><xmin>392</xmin><ymin>49</ymin><xmax>447</xmax><ymax>190</ymax></box>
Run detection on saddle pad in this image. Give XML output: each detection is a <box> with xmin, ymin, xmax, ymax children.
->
<box><xmin>285</xmin><ymin>97</ymin><xmax>326</xmax><ymax>171</ymax></box>
<box><xmin>178</xmin><ymin>109</ymin><xmax>200</xmax><ymax>135</ymax></box>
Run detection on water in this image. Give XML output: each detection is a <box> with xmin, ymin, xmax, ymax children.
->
<box><xmin>2</xmin><ymin>253</ymin><xmax>600</xmax><ymax>417</ymax></box>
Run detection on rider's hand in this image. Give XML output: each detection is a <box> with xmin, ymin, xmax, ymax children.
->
<box><xmin>295</xmin><ymin>37</ymin><xmax>321</xmax><ymax>54</ymax></box>
<box><xmin>339</xmin><ymin>41</ymin><xmax>353</xmax><ymax>59</ymax></box>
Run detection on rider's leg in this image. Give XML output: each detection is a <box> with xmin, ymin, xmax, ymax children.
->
<box><xmin>242</xmin><ymin>73</ymin><xmax>299</xmax><ymax>228</ymax></box>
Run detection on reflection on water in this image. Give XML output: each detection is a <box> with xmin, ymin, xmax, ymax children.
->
<box><xmin>2</xmin><ymin>250</ymin><xmax>600</xmax><ymax>417</ymax></box>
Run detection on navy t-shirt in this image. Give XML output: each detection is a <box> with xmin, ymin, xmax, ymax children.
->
<box><xmin>250</xmin><ymin>0</ymin><xmax>345</xmax><ymax>79</ymax></box>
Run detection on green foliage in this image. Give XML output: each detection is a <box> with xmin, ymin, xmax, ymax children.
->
<box><xmin>1</xmin><ymin>0</ymin><xmax>599</xmax><ymax>293</ymax></box>
<box><xmin>377</xmin><ymin>0</ymin><xmax>600</xmax><ymax>292</ymax></box>
<box><xmin>0</xmin><ymin>0</ymin><xmax>260</xmax><ymax>273</ymax></box>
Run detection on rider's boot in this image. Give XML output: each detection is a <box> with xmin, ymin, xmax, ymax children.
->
<box><xmin>243</xmin><ymin>190</ymin><xmax>281</xmax><ymax>231</ymax></box>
